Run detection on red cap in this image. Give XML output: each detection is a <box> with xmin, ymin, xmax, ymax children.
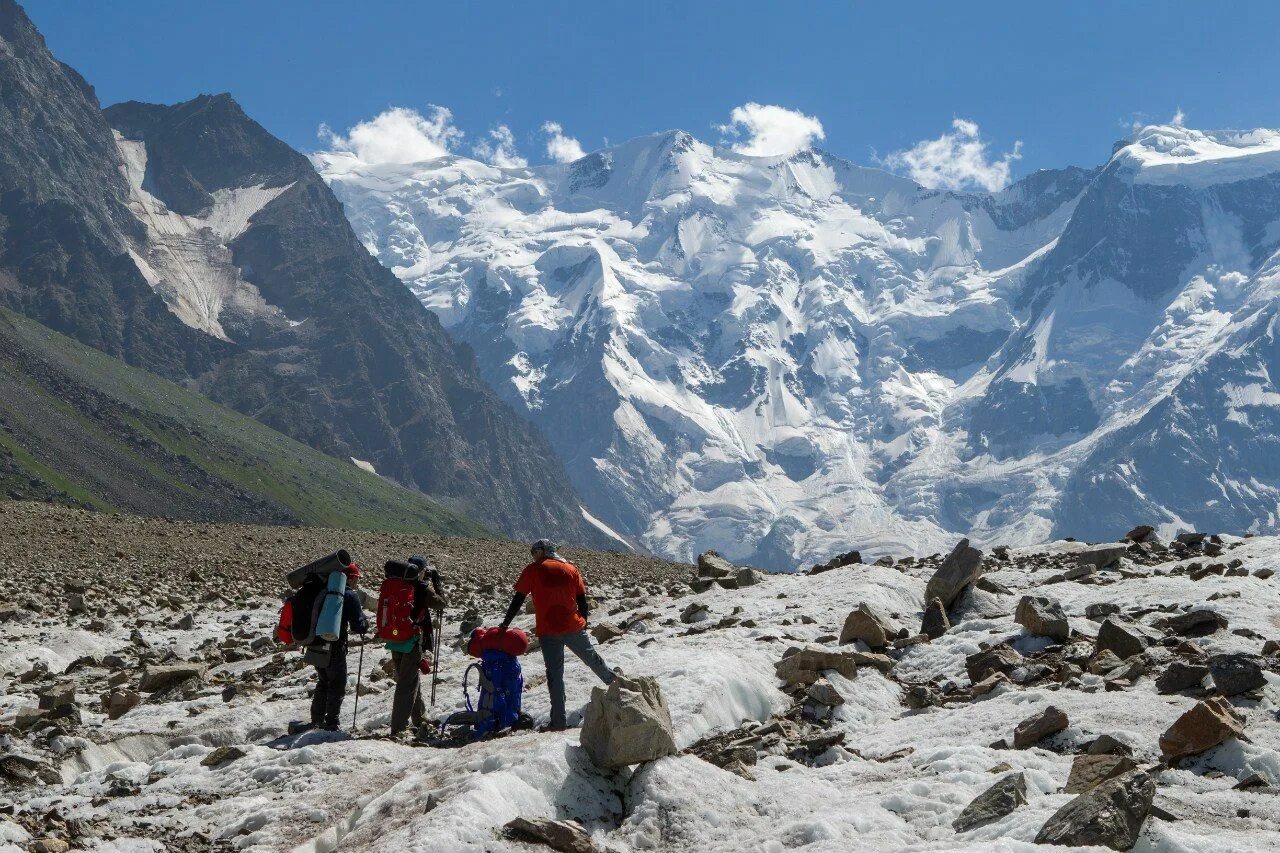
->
<box><xmin>344</xmin><ymin>562</ymin><xmax>362</xmax><ymax>578</ymax></box>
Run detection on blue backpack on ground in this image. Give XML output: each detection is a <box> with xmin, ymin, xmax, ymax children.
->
<box><xmin>437</xmin><ymin>626</ymin><xmax>532</xmax><ymax>741</ymax></box>
<box><xmin>464</xmin><ymin>649</ymin><xmax>524</xmax><ymax>738</ymax></box>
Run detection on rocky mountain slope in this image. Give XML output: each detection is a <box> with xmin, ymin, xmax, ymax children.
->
<box><xmin>0</xmin><ymin>309</ymin><xmax>485</xmax><ymax>536</ymax></box>
<box><xmin>318</xmin><ymin>121</ymin><xmax>1280</xmax><ymax>569</ymax></box>
<box><xmin>0</xmin><ymin>0</ymin><xmax>603</xmax><ymax>546</ymax></box>
<box><xmin>2</xmin><ymin>508</ymin><xmax>1276</xmax><ymax>850</ymax></box>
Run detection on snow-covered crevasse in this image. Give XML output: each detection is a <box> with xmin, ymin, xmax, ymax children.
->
<box><xmin>316</xmin><ymin>124</ymin><xmax>1280</xmax><ymax>569</ymax></box>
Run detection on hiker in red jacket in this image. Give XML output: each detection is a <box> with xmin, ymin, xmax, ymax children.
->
<box><xmin>499</xmin><ymin>539</ymin><xmax>616</xmax><ymax>730</ymax></box>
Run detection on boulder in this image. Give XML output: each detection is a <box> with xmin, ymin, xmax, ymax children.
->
<box><xmin>696</xmin><ymin>551</ymin><xmax>735</xmax><ymax>579</ymax></box>
<box><xmin>775</xmin><ymin>646</ymin><xmax>859</xmax><ymax>687</ymax></box>
<box><xmin>920</xmin><ymin>598</ymin><xmax>950</xmax><ymax>640</ymax></box>
<box><xmin>1066</xmin><ymin>754</ymin><xmax>1137</xmax><ymax>794</ymax></box>
<box><xmin>201</xmin><ymin>745</ymin><xmax>247</xmax><ymax>767</ymax></box>
<box><xmin>1158</xmin><ymin>609</ymin><xmax>1227</xmax><ymax>637</ymax></box>
<box><xmin>1076</xmin><ymin>543</ymin><xmax>1129</xmax><ymax>570</ymax></box>
<box><xmin>1015</xmin><ymin>595</ymin><xmax>1070</xmax><ymax>641</ymax></box>
<box><xmin>1086</xmin><ymin>602</ymin><xmax>1121</xmax><ymax>621</ymax></box>
<box><xmin>590</xmin><ymin>623</ymin><xmax>625</xmax><ymax>644</ymax></box>
<box><xmin>809</xmin><ymin>551</ymin><xmax>861</xmax><ymax>574</ymax></box>
<box><xmin>804</xmin><ymin>679</ymin><xmax>845</xmax><ymax>707</ymax></box>
<box><xmin>138</xmin><ymin>663</ymin><xmax>206</xmax><ymax>693</ymax></box>
<box><xmin>101</xmin><ymin>689</ymin><xmax>142</xmax><ymax>720</ymax></box>
<box><xmin>1096</xmin><ymin>618</ymin><xmax>1161</xmax><ymax>660</ymax></box>
<box><xmin>37</xmin><ymin>683</ymin><xmax>76</xmax><ymax>711</ymax></box>
<box><xmin>1125</xmin><ymin>525</ymin><xmax>1156</xmax><ymax>543</ymax></box>
<box><xmin>839</xmin><ymin>602</ymin><xmax>894</xmax><ymax>648</ymax></box>
<box><xmin>1207</xmin><ymin>653</ymin><xmax>1266</xmax><ymax>696</ymax></box>
<box><xmin>504</xmin><ymin>816</ymin><xmax>598</xmax><ymax>853</ymax></box>
<box><xmin>1155</xmin><ymin>660</ymin><xmax>1209</xmax><ymax>694</ymax></box>
<box><xmin>735</xmin><ymin>567</ymin><xmax>763</xmax><ymax>587</ymax></box>
<box><xmin>1087</xmin><ymin>735</ymin><xmax>1134</xmax><ymax>757</ymax></box>
<box><xmin>952</xmin><ymin>772</ymin><xmax>1027</xmax><ymax>832</ymax></box>
<box><xmin>580</xmin><ymin>675</ymin><xmax>678</xmax><ymax>768</ymax></box>
<box><xmin>965</xmin><ymin>645</ymin><xmax>1024</xmax><ymax>683</ymax></box>
<box><xmin>924</xmin><ymin>539</ymin><xmax>984</xmax><ymax>609</ymax></box>
<box><xmin>680</xmin><ymin>603</ymin><xmax>711</xmax><ymax>624</ymax></box>
<box><xmin>1034</xmin><ymin>770</ymin><xmax>1155</xmax><ymax>850</ymax></box>
<box><xmin>1159</xmin><ymin>696</ymin><xmax>1245</xmax><ymax>762</ymax></box>
<box><xmin>1013</xmin><ymin>705</ymin><xmax>1069</xmax><ymax>749</ymax></box>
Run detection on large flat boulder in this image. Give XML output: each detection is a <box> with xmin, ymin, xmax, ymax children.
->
<box><xmin>924</xmin><ymin>539</ymin><xmax>984</xmax><ymax>610</ymax></box>
<box><xmin>775</xmin><ymin>646</ymin><xmax>859</xmax><ymax>687</ymax></box>
<box><xmin>580</xmin><ymin>675</ymin><xmax>678</xmax><ymax>769</ymax></box>
<box><xmin>1096</xmin><ymin>617</ymin><xmax>1161</xmax><ymax>660</ymax></box>
<box><xmin>1076</xmin><ymin>543</ymin><xmax>1129</xmax><ymax>570</ymax></box>
<box><xmin>1034</xmin><ymin>770</ymin><xmax>1155</xmax><ymax>850</ymax></box>
<box><xmin>953</xmin><ymin>772</ymin><xmax>1027</xmax><ymax>832</ymax></box>
<box><xmin>138</xmin><ymin>663</ymin><xmax>206</xmax><ymax>694</ymax></box>
<box><xmin>839</xmin><ymin>602</ymin><xmax>894</xmax><ymax>648</ymax></box>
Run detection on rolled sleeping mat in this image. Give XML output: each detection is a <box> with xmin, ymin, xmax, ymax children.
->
<box><xmin>315</xmin><ymin>569</ymin><xmax>348</xmax><ymax>642</ymax></box>
<box><xmin>286</xmin><ymin>549</ymin><xmax>352</xmax><ymax>589</ymax></box>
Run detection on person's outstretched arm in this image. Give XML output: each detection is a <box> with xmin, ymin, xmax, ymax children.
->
<box><xmin>499</xmin><ymin>593</ymin><xmax>526</xmax><ymax>630</ymax></box>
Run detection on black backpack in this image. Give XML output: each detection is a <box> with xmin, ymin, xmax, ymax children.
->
<box><xmin>289</xmin><ymin>578</ymin><xmax>326</xmax><ymax>646</ymax></box>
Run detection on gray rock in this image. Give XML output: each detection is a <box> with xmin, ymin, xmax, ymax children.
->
<box><xmin>924</xmin><ymin>538</ymin><xmax>984</xmax><ymax>610</ymax></box>
<box><xmin>1066</xmin><ymin>754</ymin><xmax>1137</xmax><ymax>793</ymax></box>
<box><xmin>735</xmin><ymin>567</ymin><xmax>763</xmax><ymax>587</ymax></box>
<box><xmin>1156</xmin><ymin>660</ymin><xmax>1209</xmax><ymax>694</ymax></box>
<box><xmin>200</xmin><ymin>745</ymin><xmax>247</xmax><ymax>767</ymax></box>
<box><xmin>1013</xmin><ymin>705</ymin><xmax>1069</xmax><ymax>749</ymax></box>
<box><xmin>580</xmin><ymin>675</ymin><xmax>678</xmax><ymax>768</ymax></box>
<box><xmin>1086</xmin><ymin>602</ymin><xmax>1122</xmax><ymax>621</ymax></box>
<box><xmin>920</xmin><ymin>598</ymin><xmax>950</xmax><ymax>639</ymax></box>
<box><xmin>1076</xmin><ymin>543</ymin><xmax>1129</xmax><ymax>569</ymax></box>
<box><xmin>965</xmin><ymin>645</ymin><xmax>1024</xmax><ymax>683</ymax></box>
<box><xmin>1125</xmin><ymin>525</ymin><xmax>1156</xmax><ymax>543</ymax></box>
<box><xmin>138</xmin><ymin>663</ymin><xmax>207</xmax><ymax>693</ymax></box>
<box><xmin>37</xmin><ymin>683</ymin><xmax>76</xmax><ymax>711</ymax></box>
<box><xmin>1096</xmin><ymin>617</ymin><xmax>1161</xmax><ymax>660</ymax></box>
<box><xmin>1208</xmin><ymin>653</ymin><xmax>1266</xmax><ymax>696</ymax></box>
<box><xmin>696</xmin><ymin>551</ymin><xmax>735</xmax><ymax>579</ymax></box>
<box><xmin>839</xmin><ymin>602</ymin><xmax>894</xmax><ymax>648</ymax></box>
<box><xmin>953</xmin><ymin>772</ymin><xmax>1027</xmax><ymax>832</ymax></box>
<box><xmin>1034</xmin><ymin>770</ymin><xmax>1155</xmax><ymax>850</ymax></box>
<box><xmin>804</xmin><ymin>679</ymin><xmax>845</xmax><ymax>707</ymax></box>
<box><xmin>1087</xmin><ymin>735</ymin><xmax>1134</xmax><ymax>757</ymax></box>
<box><xmin>1015</xmin><ymin>595</ymin><xmax>1070</xmax><ymax>641</ymax></box>
<box><xmin>505</xmin><ymin>816</ymin><xmax>598</xmax><ymax>853</ymax></box>
<box><xmin>775</xmin><ymin>646</ymin><xmax>859</xmax><ymax>686</ymax></box>
<box><xmin>1158</xmin><ymin>609</ymin><xmax>1227</xmax><ymax>637</ymax></box>
<box><xmin>101</xmin><ymin>688</ymin><xmax>141</xmax><ymax>720</ymax></box>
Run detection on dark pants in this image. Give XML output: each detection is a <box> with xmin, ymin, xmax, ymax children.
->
<box><xmin>540</xmin><ymin>629</ymin><xmax>615</xmax><ymax>729</ymax></box>
<box><xmin>390</xmin><ymin>643</ymin><xmax>427</xmax><ymax>735</ymax></box>
<box><xmin>310</xmin><ymin>645</ymin><xmax>348</xmax><ymax>728</ymax></box>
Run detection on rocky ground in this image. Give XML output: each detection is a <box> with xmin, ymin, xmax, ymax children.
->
<box><xmin>1</xmin><ymin>506</ymin><xmax>1278</xmax><ymax>851</ymax></box>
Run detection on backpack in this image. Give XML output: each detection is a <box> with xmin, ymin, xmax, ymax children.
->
<box><xmin>464</xmin><ymin>649</ymin><xmax>525</xmax><ymax>738</ymax></box>
<box><xmin>288</xmin><ymin>580</ymin><xmax>325</xmax><ymax>646</ymax></box>
<box><xmin>376</xmin><ymin>579</ymin><xmax>420</xmax><ymax>642</ymax></box>
<box><xmin>275</xmin><ymin>598</ymin><xmax>295</xmax><ymax>645</ymax></box>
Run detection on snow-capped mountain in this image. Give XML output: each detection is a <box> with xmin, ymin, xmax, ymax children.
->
<box><xmin>316</xmin><ymin>124</ymin><xmax>1280</xmax><ymax>569</ymax></box>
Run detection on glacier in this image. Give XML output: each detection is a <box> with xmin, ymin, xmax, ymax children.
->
<box><xmin>314</xmin><ymin>124</ymin><xmax>1280</xmax><ymax>570</ymax></box>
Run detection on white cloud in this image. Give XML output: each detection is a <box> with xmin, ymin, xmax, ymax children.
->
<box><xmin>542</xmin><ymin>121</ymin><xmax>586</xmax><ymax>163</ymax></box>
<box><xmin>472</xmin><ymin>125</ymin><xmax>528</xmax><ymax>168</ymax></box>
<box><xmin>718</xmin><ymin>102</ymin><xmax>825</xmax><ymax>157</ymax></box>
<box><xmin>318</xmin><ymin>106</ymin><xmax>461</xmax><ymax>165</ymax></box>
<box><xmin>1171</xmin><ymin>107</ymin><xmax>1187</xmax><ymax>127</ymax></box>
<box><xmin>883</xmin><ymin>118</ymin><xmax>1022</xmax><ymax>192</ymax></box>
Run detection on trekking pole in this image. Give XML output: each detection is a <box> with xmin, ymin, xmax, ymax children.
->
<box><xmin>352</xmin><ymin>639</ymin><xmax>365</xmax><ymax>731</ymax></box>
<box><xmin>430</xmin><ymin>608</ymin><xmax>443</xmax><ymax>706</ymax></box>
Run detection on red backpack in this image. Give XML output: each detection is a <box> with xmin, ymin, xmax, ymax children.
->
<box><xmin>275</xmin><ymin>598</ymin><xmax>295</xmax><ymax>645</ymax></box>
<box><xmin>376</xmin><ymin>576</ymin><xmax>420</xmax><ymax>642</ymax></box>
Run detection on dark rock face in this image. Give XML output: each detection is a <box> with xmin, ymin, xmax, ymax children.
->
<box><xmin>924</xmin><ymin>539</ymin><xmax>984</xmax><ymax>609</ymax></box>
<box><xmin>952</xmin><ymin>772</ymin><xmax>1027</xmax><ymax>832</ymax></box>
<box><xmin>1096</xmin><ymin>617</ymin><xmax>1161</xmax><ymax>660</ymax></box>
<box><xmin>1034</xmin><ymin>770</ymin><xmax>1155</xmax><ymax>850</ymax></box>
<box><xmin>1207</xmin><ymin>653</ymin><xmax>1265</xmax><ymax>696</ymax></box>
<box><xmin>1156</xmin><ymin>660</ymin><xmax>1209</xmax><ymax>694</ymax></box>
<box><xmin>921</xmin><ymin>598</ymin><xmax>950</xmax><ymax>639</ymax></box>
<box><xmin>0</xmin><ymin>1</ymin><xmax>603</xmax><ymax>544</ymax></box>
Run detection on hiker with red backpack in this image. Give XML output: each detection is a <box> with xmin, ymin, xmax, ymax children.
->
<box><xmin>498</xmin><ymin>539</ymin><xmax>616</xmax><ymax>731</ymax></box>
<box><xmin>376</xmin><ymin>555</ymin><xmax>447</xmax><ymax>738</ymax></box>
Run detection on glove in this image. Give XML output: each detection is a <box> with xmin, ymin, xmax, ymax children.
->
<box><xmin>418</xmin><ymin>657</ymin><xmax>433</xmax><ymax>675</ymax></box>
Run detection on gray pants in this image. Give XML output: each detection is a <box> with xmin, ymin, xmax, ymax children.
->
<box><xmin>390</xmin><ymin>643</ymin><xmax>427</xmax><ymax>735</ymax></box>
<box><xmin>540</xmin><ymin>629</ymin><xmax>615</xmax><ymax>728</ymax></box>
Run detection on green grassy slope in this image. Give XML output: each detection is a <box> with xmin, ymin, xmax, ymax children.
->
<box><xmin>0</xmin><ymin>308</ymin><xmax>489</xmax><ymax>537</ymax></box>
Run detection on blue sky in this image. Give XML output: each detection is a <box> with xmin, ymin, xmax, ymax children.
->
<box><xmin>24</xmin><ymin>0</ymin><xmax>1280</xmax><ymax>187</ymax></box>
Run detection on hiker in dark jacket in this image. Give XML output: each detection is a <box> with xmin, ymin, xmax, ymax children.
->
<box><xmin>388</xmin><ymin>556</ymin><xmax>448</xmax><ymax>737</ymax></box>
<box><xmin>309</xmin><ymin>562</ymin><xmax>369</xmax><ymax>731</ymax></box>
<box><xmin>498</xmin><ymin>539</ymin><xmax>615</xmax><ymax>731</ymax></box>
